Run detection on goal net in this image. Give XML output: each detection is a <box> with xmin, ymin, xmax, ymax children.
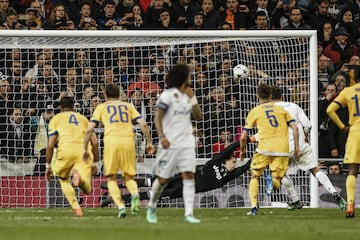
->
<box><xmin>0</xmin><ymin>30</ymin><xmax>318</xmax><ymax>208</ymax></box>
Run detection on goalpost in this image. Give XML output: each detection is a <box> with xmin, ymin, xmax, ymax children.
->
<box><xmin>0</xmin><ymin>30</ymin><xmax>319</xmax><ymax>208</ymax></box>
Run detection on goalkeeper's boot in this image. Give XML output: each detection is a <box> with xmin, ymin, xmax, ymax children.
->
<box><xmin>73</xmin><ymin>207</ymin><xmax>83</xmax><ymax>217</ymax></box>
<box><xmin>184</xmin><ymin>215</ymin><xmax>200</xmax><ymax>224</ymax></box>
<box><xmin>72</xmin><ymin>169</ymin><xmax>81</xmax><ymax>187</ymax></box>
<box><xmin>288</xmin><ymin>200</ymin><xmax>303</xmax><ymax>210</ymax></box>
<box><xmin>265</xmin><ymin>171</ymin><xmax>273</xmax><ymax>196</ymax></box>
<box><xmin>346</xmin><ymin>203</ymin><xmax>355</xmax><ymax>218</ymax></box>
<box><xmin>333</xmin><ymin>192</ymin><xmax>347</xmax><ymax>210</ymax></box>
<box><xmin>130</xmin><ymin>193</ymin><xmax>140</xmax><ymax>215</ymax></box>
<box><xmin>118</xmin><ymin>207</ymin><xmax>127</xmax><ymax>218</ymax></box>
<box><xmin>146</xmin><ymin>206</ymin><xmax>157</xmax><ymax>223</ymax></box>
<box><xmin>246</xmin><ymin>206</ymin><xmax>258</xmax><ymax>216</ymax></box>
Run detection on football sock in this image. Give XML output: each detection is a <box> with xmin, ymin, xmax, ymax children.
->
<box><xmin>249</xmin><ymin>178</ymin><xmax>259</xmax><ymax>208</ymax></box>
<box><xmin>281</xmin><ymin>175</ymin><xmax>299</xmax><ymax>203</ymax></box>
<box><xmin>108</xmin><ymin>180</ymin><xmax>124</xmax><ymax>208</ymax></box>
<box><xmin>125</xmin><ymin>179</ymin><xmax>139</xmax><ymax>196</ymax></box>
<box><xmin>183</xmin><ymin>179</ymin><xmax>195</xmax><ymax>216</ymax></box>
<box><xmin>78</xmin><ymin>168</ymin><xmax>92</xmax><ymax>194</ymax></box>
<box><xmin>346</xmin><ymin>175</ymin><xmax>357</xmax><ymax>204</ymax></box>
<box><xmin>59</xmin><ymin>178</ymin><xmax>80</xmax><ymax>209</ymax></box>
<box><xmin>148</xmin><ymin>178</ymin><xmax>166</xmax><ymax>208</ymax></box>
<box><xmin>315</xmin><ymin>171</ymin><xmax>337</xmax><ymax>194</ymax></box>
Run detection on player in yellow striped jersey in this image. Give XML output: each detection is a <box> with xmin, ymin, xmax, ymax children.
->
<box><xmin>46</xmin><ymin>96</ymin><xmax>99</xmax><ymax>217</ymax></box>
<box><xmin>240</xmin><ymin>84</ymin><xmax>300</xmax><ymax>216</ymax></box>
<box><xmin>83</xmin><ymin>83</ymin><xmax>155</xmax><ymax>218</ymax></box>
<box><xmin>327</xmin><ymin>66</ymin><xmax>360</xmax><ymax>218</ymax></box>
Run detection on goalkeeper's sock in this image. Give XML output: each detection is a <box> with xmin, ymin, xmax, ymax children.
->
<box><xmin>315</xmin><ymin>171</ymin><xmax>337</xmax><ymax>194</ymax></box>
<box><xmin>108</xmin><ymin>180</ymin><xmax>124</xmax><ymax>208</ymax></box>
<box><xmin>249</xmin><ymin>178</ymin><xmax>259</xmax><ymax>208</ymax></box>
<box><xmin>59</xmin><ymin>178</ymin><xmax>80</xmax><ymax>209</ymax></box>
<box><xmin>346</xmin><ymin>175</ymin><xmax>357</xmax><ymax>204</ymax></box>
<box><xmin>183</xmin><ymin>179</ymin><xmax>195</xmax><ymax>216</ymax></box>
<box><xmin>125</xmin><ymin>179</ymin><xmax>139</xmax><ymax>196</ymax></box>
<box><xmin>282</xmin><ymin>175</ymin><xmax>299</xmax><ymax>203</ymax></box>
<box><xmin>148</xmin><ymin>178</ymin><xmax>166</xmax><ymax>208</ymax></box>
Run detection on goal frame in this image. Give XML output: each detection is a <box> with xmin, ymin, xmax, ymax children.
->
<box><xmin>0</xmin><ymin>30</ymin><xmax>319</xmax><ymax>208</ymax></box>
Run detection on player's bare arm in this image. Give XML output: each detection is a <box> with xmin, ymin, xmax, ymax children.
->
<box><xmin>137</xmin><ymin>118</ymin><xmax>155</xmax><ymax>154</ymax></box>
<box><xmin>45</xmin><ymin>135</ymin><xmax>57</xmax><ymax>181</ymax></box>
<box><xmin>240</xmin><ymin>130</ymin><xmax>249</xmax><ymax>161</ymax></box>
<box><xmin>185</xmin><ymin>87</ymin><xmax>202</xmax><ymax>120</ymax></box>
<box><xmin>83</xmin><ymin>122</ymin><xmax>97</xmax><ymax>162</ymax></box>
<box><xmin>154</xmin><ymin>108</ymin><xmax>170</xmax><ymax>149</ymax></box>
<box><xmin>289</xmin><ymin>122</ymin><xmax>300</xmax><ymax>157</ymax></box>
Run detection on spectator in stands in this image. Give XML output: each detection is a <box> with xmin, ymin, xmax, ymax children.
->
<box><xmin>222</xmin><ymin>0</ymin><xmax>249</xmax><ymax>29</ymax></box>
<box><xmin>248</xmin><ymin>0</ymin><xmax>275</xmax><ymax>28</ymax></box>
<box><xmin>114</xmin><ymin>52</ymin><xmax>135</xmax><ymax>90</ymax></box>
<box><xmin>204</xmin><ymin>86</ymin><xmax>239</xmax><ymax>146</ymax></box>
<box><xmin>172</xmin><ymin>0</ymin><xmax>199</xmax><ymax>29</ymax></box>
<box><xmin>127</xmin><ymin>65</ymin><xmax>162</xmax><ymax>98</ymax></box>
<box><xmin>328</xmin><ymin>164</ymin><xmax>341</xmax><ymax>174</ymax></box>
<box><xmin>200</xmin><ymin>0</ymin><xmax>222</xmax><ymax>29</ymax></box>
<box><xmin>318</xmin><ymin>20</ymin><xmax>335</xmax><ymax>49</ymax></box>
<box><xmin>192</xmin><ymin>125</ymin><xmax>206</xmax><ymax>157</ymax></box>
<box><xmin>132</xmin><ymin>4</ymin><xmax>145</xmax><ymax>27</ymax></box>
<box><xmin>327</xmin><ymin>0</ymin><xmax>348</xmax><ymax>21</ymax></box>
<box><xmin>212</xmin><ymin>128</ymin><xmax>231</xmax><ymax>154</ymax></box>
<box><xmin>0</xmin><ymin>75</ymin><xmax>11</xmax><ymax>126</ymax></box>
<box><xmin>80</xmin><ymin>66</ymin><xmax>97</xmax><ymax>89</ymax></box>
<box><xmin>307</xmin><ymin>0</ymin><xmax>337</xmax><ymax>32</ymax></box>
<box><xmin>0</xmin><ymin>0</ymin><xmax>17</xmax><ymax>26</ymax></box>
<box><xmin>335</xmin><ymin>8</ymin><xmax>360</xmax><ymax>46</ymax></box>
<box><xmin>59</xmin><ymin>68</ymin><xmax>79</xmax><ymax>101</ymax></box>
<box><xmin>117</xmin><ymin>0</ymin><xmax>136</xmax><ymax>17</ymax></box>
<box><xmin>192</xmin><ymin>71</ymin><xmax>211</xmax><ymax>107</ymax></box>
<box><xmin>72</xmin><ymin>49</ymin><xmax>91</xmax><ymax>75</ymax></box>
<box><xmin>323</xmin><ymin>27</ymin><xmax>358</xmax><ymax>70</ymax></box>
<box><xmin>248</xmin><ymin>10</ymin><xmax>269</xmax><ymax>29</ymax></box>
<box><xmin>151</xmin><ymin>53</ymin><xmax>168</xmax><ymax>88</ymax></box>
<box><xmin>118</xmin><ymin>8</ymin><xmax>143</xmax><ymax>29</ymax></box>
<box><xmin>77</xmin><ymin>1</ymin><xmax>98</xmax><ymax>30</ymax></box>
<box><xmin>220</xmin><ymin>21</ymin><xmax>231</xmax><ymax>29</ymax></box>
<box><xmin>97</xmin><ymin>67</ymin><xmax>127</xmax><ymax>101</ymax></box>
<box><xmin>318</xmin><ymin>54</ymin><xmax>334</xmax><ymax>95</ymax></box>
<box><xmin>45</xmin><ymin>4</ymin><xmax>75</xmax><ymax>30</ymax></box>
<box><xmin>189</xmin><ymin>11</ymin><xmax>204</xmax><ymax>29</ymax></box>
<box><xmin>17</xmin><ymin>8</ymin><xmax>41</xmax><ymax>30</ymax></box>
<box><xmin>283</xmin><ymin>6</ymin><xmax>311</xmax><ymax>29</ymax></box>
<box><xmin>3</xmin><ymin>107</ymin><xmax>31</xmax><ymax>163</ymax></box>
<box><xmin>330</xmin><ymin>55</ymin><xmax>360</xmax><ymax>84</ymax></box>
<box><xmin>1</xmin><ymin>12</ymin><xmax>21</xmax><ymax>29</ymax></box>
<box><xmin>29</xmin><ymin>0</ymin><xmax>49</xmax><ymax>29</ymax></box>
<box><xmin>97</xmin><ymin>0</ymin><xmax>122</xmax><ymax>30</ymax></box>
<box><xmin>154</xmin><ymin>8</ymin><xmax>176</xmax><ymax>29</ymax></box>
<box><xmin>30</xmin><ymin>103</ymin><xmax>55</xmax><ymax>175</ymax></box>
<box><xmin>318</xmin><ymin>83</ymin><xmax>337</xmax><ymax>158</ymax></box>
<box><xmin>144</xmin><ymin>0</ymin><xmax>171</xmax><ymax>29</ymax></box>
<box><xmin>78</xmin><ymin>84</ymin><xmax>95</xmax><ymax>118</ymax></box>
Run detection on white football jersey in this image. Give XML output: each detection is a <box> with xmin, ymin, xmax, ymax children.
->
<box><xmin>156</xmin><ymin>88</ymin><xmax>195</xmax><ymax>148</ymax></box>
<box><xmin>275</xmin><ymin>101</ymin><xmax>311</xmax><ymax>146</ymax></box>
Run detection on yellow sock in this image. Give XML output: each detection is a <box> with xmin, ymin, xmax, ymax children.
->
<box><xmin>108</xmin><ymin>180</ymin><xmax>124</xmax><ymax>208</ymax></box>
<box><xmin>346</xmin><ymin>175</ymin><xmax>357</xmax><ymax>204</ymax></box>
<box><xmin>59</xmin><ymin>178</ymin><xmax>80</xmax><ymax>209</ymax></box>
<box><xmin>125</xmin><ymin>179</ymin><xmax>139</xmax><ymax>196</ymax></box>
<box><xmin>273</xmin><ymin>178</ymin><xmax>281</xmax><ymax>190</ymax></box>
<box><xmin>249</xmin><ymin>178</ymin><xmax>259</xmax><ymax>208</ymax></box>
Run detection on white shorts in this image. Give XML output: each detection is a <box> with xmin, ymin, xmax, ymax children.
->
<box><xmin>289</xmin><ymin>142</ymin><xmax>318</xmax><ymax>171</ymax></box>
<box><xmin>153</xmin><ymin>147</ymin><xmax>196</xmax><ymax>179</ymax></box>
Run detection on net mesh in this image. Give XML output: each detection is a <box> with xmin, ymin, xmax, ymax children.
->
<box><xmin>0</xmin><ymin>33</ymin><xmax>312</xmax><ymax>208</ymax></box>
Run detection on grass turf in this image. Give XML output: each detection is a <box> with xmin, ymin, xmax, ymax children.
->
<box><xmin>0</xmin><ymin>208</ymin><xmax>358</xmax><ymax>240</ymax></box>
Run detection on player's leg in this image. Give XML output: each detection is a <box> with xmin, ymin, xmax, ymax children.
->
<box><xmin>58</xmin><ymin>177</ymin><xmax>83</xmax><ymax>217</ymax></box>
<box><xmin>147</xmin><ymin>176</ymin><xmax>169</xmax><ymax>223</ymax></box>
<box><xmin>281</xmin><ymin>174</ymin><xmax>302</xmax><ymax>210</ymax></box>
<box><xmin>107</xmin><ymin>174</ymin><xmax>126</xmax><ymax>217</ymax></box>
<box><xmin>345</xmin><ymin>164</ymin><xmax>359</xmax><ymax>217</ymax></box>
<box><xmin>310</xmin><ymin>167</ymin><xmax>346</xmax><ymax>210</ymax></box>
<box><xmin>73</xmin><ymin>160</ymin><xmax>92</xmax><ymax>194</ymax></box>
<box><xmin>178</xmin><ymin>148</ymin><xmax>199</xmax><ymax>223</ymax></box>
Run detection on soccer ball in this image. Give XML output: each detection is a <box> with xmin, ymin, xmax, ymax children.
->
<box><xmin>233</xmin><ymin>64</ymin><xmax>249</xmax><ymax>80</ymax></box>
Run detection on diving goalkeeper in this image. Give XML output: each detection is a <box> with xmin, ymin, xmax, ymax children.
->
<box><xmin>100</xmin><ymin>141</ymin><xmax>250</xmax><ymax>205</ymax></box>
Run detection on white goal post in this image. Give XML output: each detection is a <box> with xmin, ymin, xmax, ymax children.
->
<box><xmin>0</xmin><ymin>30</ymin><xmax>319</xmax><ymax>208</ymax></box>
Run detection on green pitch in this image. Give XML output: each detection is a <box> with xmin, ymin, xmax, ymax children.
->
<box><xmin>0</xmin><ymin>208</ymin><xmax>358</xmax><ymax>240</ymax></box>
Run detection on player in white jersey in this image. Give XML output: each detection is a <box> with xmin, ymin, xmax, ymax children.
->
<box><xmin>271</xmin><ymin>86</ymin><xmax>346</xmax><ymax>210</ymax></box>
<box><xmin>146</xmin><ymin>64</ymin><xmax>202</xmax><ymax>224</ymax></box>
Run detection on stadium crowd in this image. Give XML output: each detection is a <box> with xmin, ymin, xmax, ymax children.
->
<box><xmin>0</xmin><ymin>0</ymin><xmax>358</xmax><ymax>175</ymax></box>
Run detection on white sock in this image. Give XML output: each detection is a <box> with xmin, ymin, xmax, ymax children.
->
<box><xmin>281</xmin><ymin>175</ymin><xmax>299</xmax><ymax>203</ymax></box>
<box><xmin>183</xmin><ymin>179</ymin><xmax>195</xmax><ymax>217</ymax></box>
<box><xmin>315</xmin><ymin>171</ymin><xmax>337</xmax><ymax>194</ymax></box>
<box><xmin>148</xmin><ymin>178</ymin><xmax>166</xmax><ymax>208</ymax></box>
